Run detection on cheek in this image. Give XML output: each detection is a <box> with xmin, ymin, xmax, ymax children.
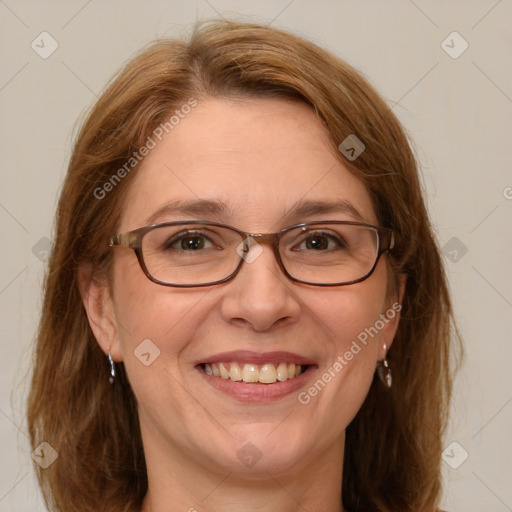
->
<box><xmin>297</xmin><ymin>277</ymin><xmax>389</xmax><ymax>414</ymax></box>
<box><xmin>315</xmin><ymin>292</ymin><xmax>383</xmax><ymax>393</ymax></box>
<box><xmin>110</xmin><ymin>255</ymin><xmax>211</xmax><ymax>364</ymax></box>
<box><xmin>308</xmin><ymin>282</ymin><xmax>387</xmax><ymax>352</ymax></box>
<box><xmin>111</xmin><ymin>277</ymin><xmax>217</xmax><ymax>425</ymax></box>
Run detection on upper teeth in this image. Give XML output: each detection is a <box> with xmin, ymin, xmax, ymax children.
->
<box><xmin>204</xmin><ymin>362</ymin><xmax>304</xmax><ymax>383</ymax></box>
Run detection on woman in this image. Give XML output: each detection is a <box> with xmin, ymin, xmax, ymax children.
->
<box><xmin>27</xmin><ymin>20</ymin><xmax>460</xmax><ymax>512</ymax></box>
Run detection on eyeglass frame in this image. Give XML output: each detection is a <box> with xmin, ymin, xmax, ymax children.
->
<box><xmin>108</xmin><ymin>220</ymin><xmax>395</xmax><ymax>288</ymax></box>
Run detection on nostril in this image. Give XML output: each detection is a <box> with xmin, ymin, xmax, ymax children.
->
<box><xmin>230</xmin><ymin>317</ymin><xmax>251</xmax><ymax>328</ymax></box>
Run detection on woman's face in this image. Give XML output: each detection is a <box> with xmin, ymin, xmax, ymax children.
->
<box><xmin>90</xmin><ymin>97</ymin><xmax>402</xmax><ymax>479</ymax></box>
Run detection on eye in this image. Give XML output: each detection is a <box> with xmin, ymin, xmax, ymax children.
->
<box><xmin>165</xmin><ymin>232</ymin><xmax>215</xmax><ymax>251</ymax></box>
<box><xmin>295</xmin><ymin>231</ymin><xmax>347</xmax><ymax>251</ymax></box>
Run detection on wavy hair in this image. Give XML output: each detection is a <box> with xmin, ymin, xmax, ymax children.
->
<box><xmin>27</xmin><ymin>20</ymin><xmax>461</xmax><ymax>512</ymax></box>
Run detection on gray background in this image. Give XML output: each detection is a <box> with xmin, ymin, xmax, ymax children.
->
<box><xmin>1</xmin><ymin>1</ymin><xmax>511</xmax><ymax>510</ymax></box>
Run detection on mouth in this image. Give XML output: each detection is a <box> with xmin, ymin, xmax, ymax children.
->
<box><xmin>200</xmin><ymin>361</ymin><xmax>310</xmax><ymax>383</ymax></box>
<box><xmin>194</xmin><ymin>350</ymin><xmax>317</xmax><ymax>402</ymax></box>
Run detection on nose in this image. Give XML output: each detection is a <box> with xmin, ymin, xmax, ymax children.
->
<box><xmin>220</xmin><ymin>243</ymin><xmax>301</xmax><ymax>332</ymax></box>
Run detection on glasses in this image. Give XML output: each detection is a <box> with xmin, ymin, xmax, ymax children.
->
<box><xmin>108</xmin><ymin>220</ymin><xmax>394</xmax><ymax>288</ymax></box>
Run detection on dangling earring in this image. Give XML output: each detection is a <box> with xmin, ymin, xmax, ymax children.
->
<box><xmin>377</xmin><ymin>343</ymin><xmax>392</xmax><ymax>388</ymax></box>
<box><xmin>108</xmin><ymin>348</ymin><xmax>116</xmax><ymax>384</ymax></box>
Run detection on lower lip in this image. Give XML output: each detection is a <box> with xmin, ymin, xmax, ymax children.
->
<box><xmin>197</xmin><ymin>366</ymin><xmax>316</xmax><ymax>402</ymax></box>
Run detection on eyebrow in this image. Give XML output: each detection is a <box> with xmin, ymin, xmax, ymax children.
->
<box><xmin>145</xmin><ymin>199</ymin><xmax>230</xmax><ymax>225</ymax></box>
<box><xmin>145</xmin><ymin>198</ymin><xmax>365</xmax><ymax>226</ymax></box>
<box><xmin>284</xmin><ymin>199</ymin><xmax>365</xmax><ymax>223</ymax></box>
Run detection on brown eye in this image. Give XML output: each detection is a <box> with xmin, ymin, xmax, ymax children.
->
<box><xmin>305</xmin><ymin>235</ymin><xmax>329</xmax><ymax>250</ymax></box>
<box><xmin>296</xmin><ymin>232</ymin><xmax>346</xmax><ymax>251</ymax></box>
<box><xmin>179</xmin><ymin>236</ymin><xmax>206</xmax><ymax>250</ymax></box>
<box><xmin>163</xmin><ymin>232</ymin><xmax>214</xmax><ymax>251</ymax></box>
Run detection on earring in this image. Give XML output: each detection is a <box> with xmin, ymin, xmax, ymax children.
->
<box><xmin>377</xmin><ymin>343</ymin><xmax>392</xmax><ymax>388</ymax></box>
<box><xmin>108</xmin><ymin>348</ymin><xmax>116</xmax><ymax>384</ymax></box>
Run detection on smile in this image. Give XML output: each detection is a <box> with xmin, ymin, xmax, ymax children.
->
<box><xmin>195</xmin><ymin>350</ymin><xmax>316</xmax><ymax>401</ymax></box>
<box><xmin>202</xmin><ymin>362</ymin><xmax>307</xmax><ymax>384</ymax></box>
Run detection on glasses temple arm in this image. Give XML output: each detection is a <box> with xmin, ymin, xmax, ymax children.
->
<box><xmin>109</xmin><ymin>232</ymin><xmax>133</xmax><ymax>247</ymax></box>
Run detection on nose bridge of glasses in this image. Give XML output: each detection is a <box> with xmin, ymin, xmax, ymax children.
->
<box><xmin>235</xmin><ymin>232</ymin><xmax>283</xmax><ymax>270</ymax></box>
<box><xmin>242</xmin><ymin>232</ymin><xmax>282</xmax><ymax>260</ymax></box>
<box><xmin>246</xmin><ymin>232</ymin><xmax>279</xmax><ymax>245</ymax></box>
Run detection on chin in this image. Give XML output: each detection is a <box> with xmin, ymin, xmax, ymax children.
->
<box><xmin>211</xmin><ymin>424</ymin><xmax>317</xmax><ymax>476</ymax></box>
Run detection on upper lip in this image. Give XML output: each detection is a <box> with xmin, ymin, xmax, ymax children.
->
<box><xmin>194</xmin><ymin>350</ymin><xmax>317</xmax><ymax>366</ymax></box>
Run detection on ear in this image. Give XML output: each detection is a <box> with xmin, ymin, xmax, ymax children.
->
<box><xmin>78</xmin><ymin>264</ymin><xmax>122</xmax><ymax>362</ymax></box>
<box><xmin>378</xmin><ymin>272</ymin><xmax>407</xmax><ymax>359</ymax></box>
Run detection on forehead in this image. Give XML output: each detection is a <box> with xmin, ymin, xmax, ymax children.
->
<box><xmin>120</xmin><ymin>97</ymin><xmax>377</xmax><ymax>230</ymax></box>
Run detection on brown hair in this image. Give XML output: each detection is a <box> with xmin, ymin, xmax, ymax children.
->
<box><xmin>27</xmin><ymin>20</ymin><xmax>461</xmax><ymax>512</ymax></box>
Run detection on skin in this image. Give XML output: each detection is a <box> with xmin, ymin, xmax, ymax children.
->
<box><xmin>82</xmin><ymin>97</ymin><xmax>404</xmax><ymax>512</ymax></box>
